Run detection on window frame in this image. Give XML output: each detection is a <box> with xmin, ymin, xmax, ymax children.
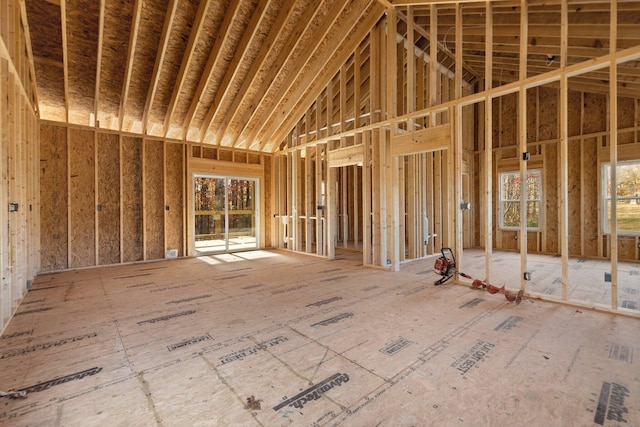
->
<box><xmin>602</xmin><ymin>160</ymin><xmax>640</xmax><ymax>236</ymax></box>
<box><xmin>498</xmin><ymin>169</ymin><xmax>543</xmax><ymax>231</ymax></box>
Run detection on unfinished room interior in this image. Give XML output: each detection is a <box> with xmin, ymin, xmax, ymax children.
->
<box><xmin>1</xmin><ymin>0</ymin><xmax>640</xmax><ymax>425</ymax></box>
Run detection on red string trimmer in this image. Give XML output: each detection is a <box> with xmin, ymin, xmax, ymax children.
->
<box><xmin>433</xmin><ymin>247</ymin><xmax>524</xmax><ymax>305</ymax></box>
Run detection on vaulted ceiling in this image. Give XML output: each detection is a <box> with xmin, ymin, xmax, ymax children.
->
<box><xmin>24</xmin><ymin>0</ymin><xmax>640</xmax><ymax>153</ymax></box>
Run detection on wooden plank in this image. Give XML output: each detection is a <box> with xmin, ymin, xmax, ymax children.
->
<box><xmin>118</xmin><ymin>0</ymin><xmax>142</xmax><ymax>130</ymax></box>
<box><xmin>559</xmin><ymin>0</ymin><xmax>569</xmax><ymax>296</ymax></box>
<box><xmin>363</xmin><ymin>132</ymin><xmax>372</xmax><ymax>264</ymax></box>
<box><xmin>582</xmin><ymin>137</ymin><xmax>598</xmax><ymax>257</ymax></box>
<box><xmin>199</xmin><ymin>1</ymin><xmax>268</xmax><ymax>141</ymax></box>
<box><xmin>429</xmin><ymin>4</ymin><xmax>437</xmax><ymax>123</ymax></box>
<box><xmin>97</xmin><ymin>132</ymin><xmax>120</xmax><ymax>265</ymax></box>
<box><xmin>188</xmin><ymin>158</ymin><xmax>263</xmax><ymax>177</ymax></box>
<box><xmin>69</xmin><ymin>128</ymin><xmax>96</xmax><ymax>268</ymax></box>
<box><xmin>60</xmin><ymin>0</ymin><xmax>69</xmax><ymax>121</ymax></box>
<box><xmin>305</xmin><ymin>146</ymin><xmax>313</xmax><ymax>253</ymax></box>
<box><xmin>121</xmin><ymin>136</ymin><xmax>143</xmax><ymax>262</ymax></box>
<box><xmin>2</xmin><ymin>58</ymin><xmax>8</xmax><ymax>323</ymax></box>
<box><xmin>165</xmin><ymin>142</ymin><xmax>184</xmax><ymax>257</ymax></box>
<box><xmin>8</xmin><ymin>66</ymin><xmax>20</xmax><ymax>308</ymax></box>
<box><xmin>261</xmin><ymin>0</ymin><xmax>384</xmax><ymax>151</ymax></box>
<box><xmin>406</xmin><ymin>155</ymin><xmax>416</xmax><ymax>258</ymax></box>
<box><xmin>142</xmin><ymin>0</ymin><xmax>178</xmax><ymax>134</ymax></box>
<box><xmin>397</xmin><ymin>155</ymin><xmax>404</xmax><ymax>261</ymax></box>
<box><xmin>39</xmin><ymin>125</ymin><xmax>69</xmax><ymax>271</ymax></box>
<box><xmin>220</xmin><ymin>0</ymin><xmax>298</xmax><ymax>145</ymax></box>
<box><xmin>315</xmin><ymin>143</ymin><xmax>324</xmax><ymax>256</ymax></box>
<box><xmin>163</xmin><ymin>0</ymin><xmax>212</xmax><ymax>137</ymax></box>
<box><xmin>390</xmin><ymin>124</ymin><xmax>450</xmax><ymax>156</ymax></box>
<box><xmin>328</xmin><ymin>144</ymin><xmax>364</xmax><ymax>167</ymax></box>
<box><xmin>484</xmin><ymin>1</ymin><xmax>493</xmax><ymax>281</ymax></box>
<box><xmin>386</xmin><ymin>131</ymin><xmax>399</xmax><ymax>270</ymax></box>
<box><xmin>518</xmin><ymin>0</ymin><xmax>528</xmax><ymax>291</ymax></box>
<box><xmin>144</xmin><ymin>140</ymin><xmax>165</xmax><ymax>260</ymax></box>
<box><xmin>93</xmin><ymin>0</ymin><xmax>105</xmax><ymax>125</ymax></box>
<box><xmin>609</xmin><ymin>0</ymin><xmax>618</xmax><ymax>309</ymax></box>
<box><xmin>407</xmin><ymin>6</ymin><xmax>415</xmax><ymax>125</ymax></box>
<box><xmin>342</xmin><ymin>165</ymin><xmax>347</xmax><ymax>248</ymax></box>
<box><xmin>293</xmin><ymin>150</ymin><xmax>301</xmax><ymax>251</ymax></box>
<box><xmin>353</xmin><ymin>162</ymin><xmax>360</xmax><ymax>250</ymax></box>
<box><xmin>374</xmin><ymin>128</ymin><xmax>383</xmax><ymax>265</ymax></box>
<box><xmin>327</xmin><ymin>165</ymin><xmax>337</xmax><ymax>260</ymax></box>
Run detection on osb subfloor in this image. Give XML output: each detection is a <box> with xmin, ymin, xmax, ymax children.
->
<box><xmin>1</xmin><ymin>249</ymin><xmax>638</xmax><ymax>426</ymax></box>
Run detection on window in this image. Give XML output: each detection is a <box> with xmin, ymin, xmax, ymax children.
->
<box><xmin>499</xmin><ymin>170</ymin><xmax>542</xmax><ymax>230</ymax></box>
<box><xmin>603</xmin><ymin>161</ymin><xmax>640</xmax><ymax>234</ymax></box>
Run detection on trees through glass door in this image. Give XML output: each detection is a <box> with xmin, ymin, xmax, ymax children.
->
<box><xmin>194</xmin><ymin>175</ymin><xmax>259</xmax><ymax>254</ymax></box>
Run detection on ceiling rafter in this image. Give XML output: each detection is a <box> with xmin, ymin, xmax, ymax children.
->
<box><xmin>229</xmin><ymin>0</ymin><xmax>325</xmax><ymax>149</ymax></box>
<box><xmin>214</xmin><ymin>0</ymin><xmax>299</xmax><ymax>147</ymax></box>
<box><xmin>142</xmin><ymin>0</ymin><xmax>178</xmax><ymax>134</ymax></box>
<box><xmin>199</xmin><ymin>0</ymin><xmax>269</xmax><ymax>143</ymax></box>
<box><xmin>19</xmin><ymin>0</ymin><xmax>39</xmax><ymax>115</ymax></box>
<box><xmin>182</xmin><ymin>0</ymin><xmax>243</xmax><ymax>140</ymax></box>
<box><xmin>94</xmin><ymin>0</ymin><xmax>105</xmax><ymax>125</ymax></box>
<box><xmin>118</xmin><ymin>0</ymin><xmax>143</xmax><ymax>131</ymax></box>
<box><xmin>162</xmin><ymin>0</ymin><xmax>213</xmax><ymax>138</ymax></box>
<box><xmin>251</xmin><ymin>0</ymin><xmax>358</xmax><ymax>151</ymax></box>
<box><xmin>60</xmin><ymin>0</ymin><xmax>69</xmax><ymax>122</ymax></box>
<box><xmin>263</xmin><ymin>1</ymin><xmax>386</xmax><ymax>151</ymax></box>
<box><xmin>23</xmin><ymin>0</ymin><xmax>640</xmax><ymax>153</ymax></box>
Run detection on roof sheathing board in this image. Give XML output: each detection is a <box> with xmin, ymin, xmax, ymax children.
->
<box><xmin>229</xmin><ymin>0</ymin><xmax>315</xmax><ymax>144</ymax></box>
<box><xmin>98</xmin><ymin>0</ymin><xmax>135</xmax><ymax>130</ymax></box>
<box><xmin>239</xmin><ymin>0</ymin><xmax>338</xmax><ymax>147</ymax></box>
<box><xmin>148</xmin><ymin>0</ymin><xmax>199</xmax><ymax>131</ymax></box>
<box><xmin>168</xmin><ymin>0</ymin><xmax>226</xmax><ymax>137</ymax></box>
<box><xmin>191</xmin><ymin>0</ymin><xmax>257</xmax><ymax>137</ymax></box>
<box><xmin>26</xmin><ymin>0</ymin><xmax>64</xmax><ymax>121</ymax></box>
<box><xmin>66</xmin><ymin>0</ymin><xmax>100</xmax><ymax>126</ymax></box>
<box><xmin>259</xmin><ymin>0</ymin><xmax>379</xmax><ymax>151</ymax></box>
<box><xmin>210</xmin><ymin>1</ymin><xmax>280</xmax><ymax>145</ymax></box>
<box><xmin>123</xmin><ymin>0</ymin><xmax>168</xmax><ymax>132</ymax></box>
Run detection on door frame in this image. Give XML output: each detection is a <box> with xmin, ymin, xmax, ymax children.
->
<box><xmin>187</xmin><ymin>154</ymin><xmax>264</xmax><ymax>257</ymax></box>
<box><xmin>192</xmin><ymin>173</ymin><xmax>260</xmax><ymax>255</ymax></box>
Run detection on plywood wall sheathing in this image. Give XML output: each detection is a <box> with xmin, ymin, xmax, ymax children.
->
<box><xmin>68</xmin><ymin>128</ymin><xmax>96</xmax><ymax>267</ymax></box>
<box><xmin>121</xmin><ymin>136</ymin><xmax>144</xmax><ymax>263</ymax></box>
<box><xmin>165</xmin><ymin>142</ymin><xmax>184</xmax><ymax>257</ymax></box>
<box><xmin>97</xmin><ymin>132</ymin><xmax>120</xmax><ymax>265</ymax></box>
<box><xmin>144</xmin><ymin>139</ymin><xmax>165</xmax><ymax>260</ymax></box>
<box><xmin>39</xmin><ymin>125</ymin><xmax>68</xmax><ymax>271</ymax></box>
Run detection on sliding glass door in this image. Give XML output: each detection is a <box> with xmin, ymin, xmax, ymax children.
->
<box><xmin>194</xmin><ymin>175</ymin><xmax>259</xmax><ymax>254</ymax></box>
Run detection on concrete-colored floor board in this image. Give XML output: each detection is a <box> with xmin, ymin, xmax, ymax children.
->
<box><xmin>1</xmin><ymin>249</ymin><xmax>638</xmax><ymax>426</ymax></box>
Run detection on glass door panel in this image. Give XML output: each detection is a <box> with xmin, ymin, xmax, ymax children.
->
<box><xmin>194</xmin><ymin>175</ymin><xmax>258</xmax><ymax>254</ymax></box>
<box><xmin>194</xmin><ymin>177</ymin><xmax>226</xmax><ymax>253</ymax></box>
<box><xmin>227</xmin><ymin>179</ymin><xmax>257</xmax><ymax>251</ymax></box>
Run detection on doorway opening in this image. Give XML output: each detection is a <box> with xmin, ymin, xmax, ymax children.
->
<box><xmin>193</xmin><ymin>174</ymin><xmax>259</xmax><ymax>254</ymax></box>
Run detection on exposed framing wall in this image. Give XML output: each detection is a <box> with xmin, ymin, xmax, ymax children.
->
<box><xmin>476</xmin><ymin>87</ymin><xmax>640</xmax><ymax>262</ymax></box>
<box><xmin>1</xmin><ymin>0</ymin><xmax>40</xmax><ymax>332</ymax></box>
<box><xmin>268</xmin><ymin>3</ymin><xmax>640</xmax><ymax>316</ymax></box>
<box><xmin>271</xmin><ymin>11</ymin><xmax>475</xmax><ymax>271</ymax></box>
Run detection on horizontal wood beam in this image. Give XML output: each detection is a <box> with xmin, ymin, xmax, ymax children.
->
<box><xmin>188</xmin><ymin>158</ymin><xmax>263</xmax><ymax>177</ymax></box>
<box><xmin>328</xmin><ymin>144</ymin><xmax>364</xmax><ymax>167</ymax></box>
<box><xmin>390</xmin><ymin>124</ymin><xmax>450</xmax><ymax>156</ymax></box>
